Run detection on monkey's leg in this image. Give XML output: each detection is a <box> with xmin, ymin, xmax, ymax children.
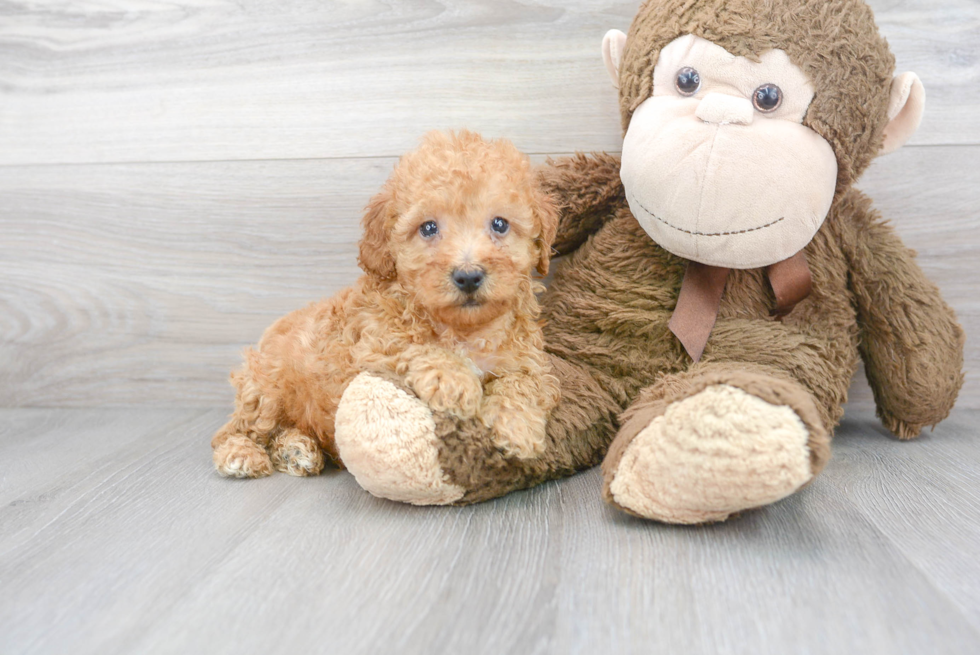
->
<box><xmin>333</xmin><ymin>356</ymin><xmax>620</xmax><ymax>505</ymax></box>
<box><xmin>601</xmin><ymin>362</ymin><xmax>831</xmax><ymax>524</ymax></box>
<box><xmin>443</xmin><ymin>355</ymin><xmax>620</xmax><ymax>504</ymax></box>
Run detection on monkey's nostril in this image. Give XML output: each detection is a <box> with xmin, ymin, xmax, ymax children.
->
<box><xmin>452</xmin><ymin>269</ymin><xmax>485</xmax><ymax>294</ymax></box>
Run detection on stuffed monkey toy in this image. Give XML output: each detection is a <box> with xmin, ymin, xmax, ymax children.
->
<box><xmin>334</xmin><ymin>0</ymin><xmax>964</xmax><ymax>523</ymax></box>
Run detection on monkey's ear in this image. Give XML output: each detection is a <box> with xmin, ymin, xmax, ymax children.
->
<box><xmin>357</xmin><ymin>188</ymin><xmax>397</xmax><ymax>279</ymax></box>
<box><xmin>602</xmin><ymin>29</ymin><xmax>628</xmax><ymax>89</ymax></box>
<box><xmin>881</xmin><ymin>72</ymin><xmax>926</xmax><ymax>155</ymax></box>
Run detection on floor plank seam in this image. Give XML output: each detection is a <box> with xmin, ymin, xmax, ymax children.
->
<box><xmin>0</xmin><ymin>142</ymin><xmax>967</xmax><ymax>171</ymax></box>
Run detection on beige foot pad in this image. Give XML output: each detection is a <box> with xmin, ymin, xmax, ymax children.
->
<box><xmin>335</xmin><ymin>373</ymin><xmax>464</xmax><ymax>505</ymax></box>
<box><xmin>609</xmin><ymin>384</ymin><xmax>812</xmax><ymax>524</ymax></box>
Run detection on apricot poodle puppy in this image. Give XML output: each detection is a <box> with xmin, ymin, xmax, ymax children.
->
<box><xmin>211</xmin><ymin>130</ymin><xmax>561</xmax><ymax>478</ymax></box>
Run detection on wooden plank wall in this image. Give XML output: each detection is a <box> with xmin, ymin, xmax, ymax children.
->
<box><xmin>1</xmin><ymin>0</ymin><xmax>978</xmax><ymax>409</ymax></box>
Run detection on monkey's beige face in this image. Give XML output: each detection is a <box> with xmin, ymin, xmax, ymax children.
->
<box><xmin>390</xmin><ymin>175</ymin><xmax>542</xmax><ymax>329</ymax></box>
<box><xmin>617</xmin><ymin>35</ymin><xmax>838</xmax><ymax>268</ymax></box>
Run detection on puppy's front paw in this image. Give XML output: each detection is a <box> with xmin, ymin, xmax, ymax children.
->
<box><xmin>407</xmin><ymin>365</ymin><xmax>483</xmax><ymax>418</ymax></box>
<box><xmin>482</xmin><ymin>402</ymin><xmax>547</xmax><ymax>460</ymax></box>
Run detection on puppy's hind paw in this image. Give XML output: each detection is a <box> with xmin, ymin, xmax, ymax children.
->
<box><xmin>213</xmin><ymin>435</ymin><xmax>274</xmax><ymax>478</ymax></box>
<box><xmin>270</xmin><ymin>429</ymin><xmax>325</xmax><ymax>477</ymax></box>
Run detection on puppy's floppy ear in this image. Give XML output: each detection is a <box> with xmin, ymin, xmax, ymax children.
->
<box><xmin>358</xmin><ymin>187</ymin><xmax>397</xmax><ymax>279</ymax></box>
<box><xmin>533</xmin><ymin>189</ymin><xmax>560</xmax><ymax>276</ymax></box>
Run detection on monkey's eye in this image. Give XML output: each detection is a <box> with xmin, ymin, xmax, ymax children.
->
<box><xmin>419</xmin><ymin>220</ymin><xmax>439</xmax><ymax>238</ymax></box>
<box><xmin>675</xmin><ymin>67</ymin><xmax>701</xmax><ymax>96</ymax></box>
<box><xmin>753</xmin><ymin>84</ymin><xmax>783</xmax><ymax>113</ymax></box>
<box><xmin>490</xmin><ymin>217</ymin><xmax>510</xmax><ymax>235</ymax></box>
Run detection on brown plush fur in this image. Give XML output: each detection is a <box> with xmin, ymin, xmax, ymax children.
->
<box><xmin>211</xmin><ymin>130</ymin><xmax>560</xmax><ymax>477</ymax></box>
<box><xmin>417</xmin><ymin>0</ymin><xmax>964</xmax><ymax>514</ymax></box>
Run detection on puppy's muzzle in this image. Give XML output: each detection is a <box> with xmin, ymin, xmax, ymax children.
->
<box><xmin>452</xmin><ymin>267</ymin><xmax>485</xmax><ymax>295</ymax></box>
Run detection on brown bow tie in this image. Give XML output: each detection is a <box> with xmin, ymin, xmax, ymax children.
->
<box><xmin>668</xmin><ymin>251</ymin><xmax>812</xmax><ymax>362</ymax></box>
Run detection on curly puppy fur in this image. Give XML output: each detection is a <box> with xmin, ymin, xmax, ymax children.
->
<box><xmin>211</xmin><ymin>130</ymin><xmax>561</xmax><ymax>477</ymax></box>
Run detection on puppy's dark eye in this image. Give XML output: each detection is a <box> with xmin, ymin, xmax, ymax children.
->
<box><xmin>675</xmin><ymin>67</ymin><xmax>701</xmax><ymax>96</ymax></box>
<box><xmin>753</xmin><ymin>84</ymin><xmax>783</xmax><ymax>112</ymax></box>
<box><xmin>419</xmin><ymin>220</ymin><xmax>439</xmax><ymax>238</ymax></box>
<box><xmin>490</xmin><ymin>217</ymin><xmax>510</xmax><ymax>235</ymax></box>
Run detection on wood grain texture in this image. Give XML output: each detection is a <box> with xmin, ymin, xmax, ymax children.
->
<box><xmin>823</xmin><ymin>413</ymin><xmax>980</xmax><ymax>630</ymax></box>
<box><xmin>0</xmin><ymin>0</ymin><xmax>978</xmax><ymax>166</ymax></box>
<box><xmin>2</xmin><ymin>146</ymin><xmax>977</xmax><ymax>409</ymax></box>
<box><xmin>0</xmin><ymin>158</ymin><xmax>381</xmax><ymax>406</ymax></box>
<box><xmin>1</xmin><ymin>407</ymin><xmax>978</xmax><ymax>655</ymax></box>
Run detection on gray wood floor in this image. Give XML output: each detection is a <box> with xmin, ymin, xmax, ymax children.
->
<box><xmin>1</xmin><ymin>407</ymin><xmax>979</xmax><ymax>654</ymax></box>
<box><xmin>2</xmin><ymin>1</ymin><xmax>979</xmax><ymax>653</ymax></box>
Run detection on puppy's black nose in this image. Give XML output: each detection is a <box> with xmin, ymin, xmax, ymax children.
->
<box><xmin>452</xmin><ymin>268</ymin><xmax>485</xmax><ymax>294</ymax></box>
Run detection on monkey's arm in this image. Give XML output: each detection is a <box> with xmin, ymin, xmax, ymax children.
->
<box><xmin>538</xmin><ymin>152</ymin><xmax>624</xmax><ymax>256</ymax></box>
<box><xmin>839</xmin><ymin>191</ymin><xmax>965</xmax><ymax>438</ymax></box>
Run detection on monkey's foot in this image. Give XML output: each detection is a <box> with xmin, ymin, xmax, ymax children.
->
<box><xmin>334</xmin><ymin>373</ymin><xmax>464</xmax><ymax>505</ymax></box>
<box><xmin>603</xmin><ymin>384</ymin><xmax>815</xmax><ymax>524</ymax></box>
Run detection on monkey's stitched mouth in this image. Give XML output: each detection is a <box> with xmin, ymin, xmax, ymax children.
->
<box><xmin>629</xmin><ymin>192</ymin><xmax>784</xmax><ymax>237</ymax></box>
